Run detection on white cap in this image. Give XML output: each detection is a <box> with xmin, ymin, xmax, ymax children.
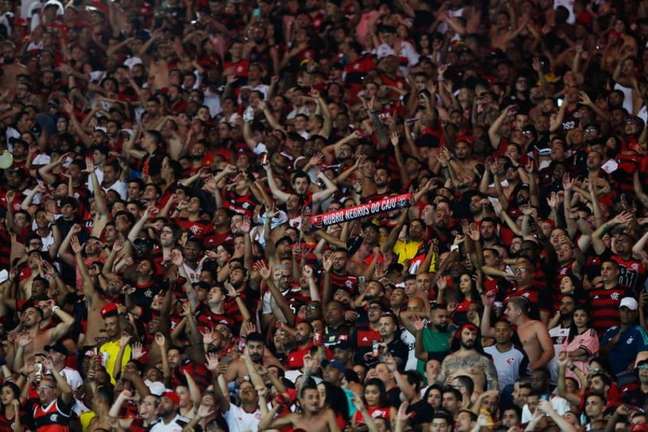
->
<box><xmin>124</xmin><ymin>56</ymin><xmax>143</xmax><ymax>69</ymax></box>
<box><xmin>43</xmin><ymin>0</ymin><xmax>64</xmax><ymax>14</ymax></box>
<box><xmin>144</xmin><ymin>380</ymin><xmax>166</xmax><ymax>396</ymax></box>
<box><xmin>619</xmin><ymin>297</ymin><xmax>638</xmax><ymax>311</ymax></box>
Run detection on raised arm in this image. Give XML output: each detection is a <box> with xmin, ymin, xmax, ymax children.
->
<box><xmin>591</xmin><ymin>212</ymin><xmax>632</xmax><ymax>255</ymax></box>
<box><xmin>549</xmin><ymin>99</ymin><xmax>567</xmax><ymax>133</ymax></box>
<box><xmin>260</xmin><ymin>101</ymin><xmax>286</xmax><ymax>133</ymax></box>
<box><xmin>311</xmin><ymin>172</ymin><xmax>338</xmax><ymax>203</ymax></box>
<box><xmin>381</xmin><ymin>210</ymin><xmax>408</xmax><ymax>254</ymax></box>
<box><xmin>43</xmin><ymin>357</ymin><xmax>73</xmax><ymax>404</ymax></box>
<box><xmin>634</xmin><ymin>171</ymin><xmax>648</xmax><ymax>208</ymax></box>
<box><xmin>71</xmin><ymin>235</ymin><xmax>99</xmax><ymax>303</ymax></box>
<box><xmin>46</xmin><ymin>301</ymin><xmax>75</xmax><ymax>342</ymax></box>
<box><xmin>488</xmin><ymin>105</ymin><xmax>515</xmax><ymax>149</ymax></box>
<box><xmin>263</xmin><ymin>164</ymin><xmax>292</xmax><ymax>203</ymax></box>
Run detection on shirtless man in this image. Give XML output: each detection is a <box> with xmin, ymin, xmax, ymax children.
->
<box><xmin>259</xmin><ymin>379</ymin><xmax>340</xmax><ymax>432</ymax></box>
<box><xmin>12</xmin><ymin>300</ymin><xmax>74</xmax><ymax>363</ymax></box>
<box><xmin>72</xmin><ymin>235</ymin><xmax>114</xmax><ymax>346</ymax></box>
<box><xmin>0</xmin><ymin>41</ymin><xmax>28</xmax><ymax>91</ymax></box>
<box><xmin>505</xmin><ymin>296</ymin><xmax>554</xmax><ymax>371</ymax></box>
<box><xmin>224</xmin><ymin>332</ymin><xmax>283</xmax><ymax>382</ymax></box>
<box><xmin>446</xmin><ymin>141</ymin><xmax>480</xmax><ymax>188</ymax></box>
<box><xmin>437</xmin><ymin>323</ymin><xmax>499</xmax><ymax>391</ymax></box>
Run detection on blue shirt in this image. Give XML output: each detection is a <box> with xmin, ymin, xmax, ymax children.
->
<box><xmin>601</xmin><ymin>325</ymin><xmax>648</xmax><ymax>375</ymax></box>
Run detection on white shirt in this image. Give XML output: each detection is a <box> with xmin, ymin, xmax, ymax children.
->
<box><xmin>484</xmin><ymin>345</ymin><xmax>525</xmax><ymax>389</ymax></box>
<box><xmin>224</xmin><ymin>403</ymin><xmax>262</xmax><ymax>432</ymax></box>
<box><xmin>150</xmin><ymin>414</ymin><xmax>189</xmax><ymax>432</ymax></box>
<box><xmin>102</xmin><ymin>179</ymin><xmax>128</xmax><ymax>200</ymax></box>
<box><xmin>554</xmin><ymin>0</ymin><xmax>576</xmax><ymax>23</ymax></box>
<box><xmin>400</xmin><ymin>329</ymin><xmax>417</xmax><ymax>371</ymax></box>
<box><xmin>373</xmin><ymin>41</ymin><xmax>420</xmax><ymax>66</ymax></box>
<box><xmin>86</xmin><ymin>167</ymin><xmax>104</xmax><ymax>193</ymax></box>
<box><xmin>522</xmin><ymin>396</ymin><xmax>570</xmax><ymax>423</ymax></box>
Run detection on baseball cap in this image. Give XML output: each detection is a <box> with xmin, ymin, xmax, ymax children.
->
<box><xmin>162</xmin><ymin>390</ymin><xmax>180</xmax><ymax>405</ymax></box>
<box><xmin>100</xmin><ymin>303</ymin><xmax>119</xmax><ymax>318</ymax></box>
<box><xmin>323</xmin><ymin>359</ymin><xmax>346</xmax><ymax>373</ymax></box>
<box><xmin>619</xmin><ymin>297</ymin><xmax>638</xmax><ymax>311</ymax></box>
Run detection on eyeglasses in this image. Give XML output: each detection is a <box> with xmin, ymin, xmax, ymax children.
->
<box><xmin>38</xmin><ymin>385</ymin><xmax>54</xmax><ymax>390</ymax></box>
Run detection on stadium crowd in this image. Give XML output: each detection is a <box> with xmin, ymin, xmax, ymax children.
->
<box><xmin>1</xmin><ymin>0</ymin><xmax>648</xmax><ymax>430</ymax></box>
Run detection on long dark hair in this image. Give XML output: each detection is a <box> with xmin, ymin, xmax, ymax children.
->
<box><xmin>322</xmin><ymin>382</ymin><xmax>349</xmax><ymax>421</ymax></box>
<box><xmin>0</xmin><ymin>382</ymin><xmax>20</xmax><ymax>410</ymax></box>
<box><xmin>567</xmin><ymin>306</ymin><xmax>591</xmax><ymax>343</ymax></box>
<box><xmin>363</xmin><ymin>378</ymin><xmax>388</xmax><ymax>407</ymax></box>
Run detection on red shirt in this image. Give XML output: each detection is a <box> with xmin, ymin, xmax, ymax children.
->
<box><xmin>587</xmin><ymin>286</ymin><xmax>627</xmax><ymax>332</ymax></box>
<box><xmin>173</xmin><ymin>218</ymin><xmax>213</xmax><ymax>239</ymax></box>
<box><xmin>353</xmin><ymin>406</ymin><xmax>391</xmax><ymax>424</ymax></box>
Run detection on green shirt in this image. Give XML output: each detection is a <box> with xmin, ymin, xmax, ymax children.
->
<box><xmin>416</xmin><ymin>326</ymin><xmax>452</xmax><ymax>376</ymax></box>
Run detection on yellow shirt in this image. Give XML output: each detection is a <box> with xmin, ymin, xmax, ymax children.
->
<box><xmin>393</xmin><ymin>240</ymin><xmax>422</xmax><ymax>264</ymax></box>
<box><xmin>393</xmin><ymin>240</ymin><xmax>438</xmax><ymax>272</ymax></box>
<box><xmin>80</xmin><ymin>411</ymin><xmax>96</xmax><ymax>432</ymax></box>
<box><xmin>99</xmin><ymin>340</ymin><xmax>131</xmax><ymax>384</ymax></box>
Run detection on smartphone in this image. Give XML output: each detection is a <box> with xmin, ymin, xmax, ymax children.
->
<box><xmin>0</xmin><ymin>270</ymin><xmax>8</xmax><ymax>284</ymax></box>
<box><xmin>260</xmin><ymin>153</ymin><xmax>269</xmax><ymax>165</ymax></box>
<box><xmin>557</xmin><ymin>97</ymin><xmax>564</xmax><ymax>107</ymax></box>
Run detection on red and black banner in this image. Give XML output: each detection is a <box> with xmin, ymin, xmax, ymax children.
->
<box><xmin>308</xmin><ymin>193</ymin><xmax>412</xmax><ymax>227</ymax></box>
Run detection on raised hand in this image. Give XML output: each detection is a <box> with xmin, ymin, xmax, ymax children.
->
<box><xmin>305</xmin><ymin>152</ymin><xmax>322</xmax><ymax>168</ymax></box>
<box><xmin>322</xmin><ymin>255</ymin><xmax>334</xmax><ymax>272</ymax></box>
<box><xmin>579</xmin><ymin>91</ymin><xmax>593</xmax><ymax>107</ymax></box>
<box><xmin>465</xmin><ymin>223</ymin><xmax>480</xmax><ymax>241</ymax></box>
<box><xmin>436</xmin><ymin>276</ymin><xmax>447</xmax><ymax>291</ymax></box>
<box><xmin>205</xmin><ymin>352</ymin><xmax>220</xmax><ymax>372</ymax></box>
<box><xmin>42</xmin><ymin>357</ymin><xmax>55</xmax><ymax>373</ymax></box>
<box><xmin>70</xmin><ymin>235</ymin><xmax>82</xmax><ymax>254</ymax></box>
<box><xmin>154</xmin><ymin>332</ymin><xmax>166</xmax><ymax>348</ymax></box>
<box><xmin>119</xmin><ymin>334</ymin><xmax>132</xmax><ymax>348</ymax></box>
<box><xmin>413</xmin><ymin>318</ymin><xmax>426</xmax><ymax>331</ymax></box>
<box><xmin>17</xmin><ymin>333</ymin><xmax>32</xmax><ymax>348</ymax></box>
<box><xmin>84</xmin><ymin>157</ymin><xmax>95</xmax><ymax>173</ymax></box>
<box><xmin>238</xmin><ymin>217</ymin><xmax>251</xmax><ymax>234</ymax></box>
<box><xmin>390</xmin><ymin>130</ymin><xmax>399</xmax><ymax>147</ymax></box>
<box><xmin>197</xmin><ymin>404</ymin><xmax>215</xmax><ymax>419</ymax></box>
<box><xmin>224</xmin><ymin>282</ymin><xmax>239</xmax><ymax>298</ymax></box>
<box><xmin>562</xmin><ymin>174</ymin><xmax>574</xmax><ymax>191</ymax></box>
<box><xmin>201</xmin><ymin>328</ymin><xmax>218</xmax><ymax>345</ymax></box>
<box><xmin>170</xmin><ymin>249</ymin><xmax>184</xmax><ymax>267</ymax></box>
<box><xmin>481</xmin><ymin>291</ymin><xmax>496</xmax><ymax>307</ymax></box>
<box><xmin>613</xmin><ymin>211</ymin><xmax>634</xmax><ymax>226</ymax></box>
<box><xmin>180</xmin><ymin>301</ymin><xmax>193</xmax><ymax>317</ymax></box>
<box><xmin>546</xmin><ymin>192</ymin><xmax>560</xmax><ymax>209</ymax></box>
<box><xmin>119</xmin><ymin>389</ymin><xmax>133</xmax><ymax>400</ymax></box>
<box><xmin>396</xmin><ymin>401</ymin><xmax>411</xmax><ymax>422</ymax></box>
<box><xmin>131</xmin><ymin>342</ymin><xmax>144</xmax><ymax>360</ymax></box>
<box><xmin>537</xmin><ymin>400</ymin><xmax>554</xmax><ymax>415</ymax></box>
<box><xmin>240</xmin><ymin>321</ymin><xmax>256</xmax><ymax>338</ymax></box>
<box><xmin>253</xmin><ymin>261</ymin><xmax>272</xmax><ymax>280</ymax></box>
<box><xmin>62</xmin><ymin>99</ymin><xmax>74</xmax><ymax>114</ymax></box>
<box><xmin>303</xmin><ymin>265</ymin><xmax>314</xmax><ymax>279</ymax></box>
